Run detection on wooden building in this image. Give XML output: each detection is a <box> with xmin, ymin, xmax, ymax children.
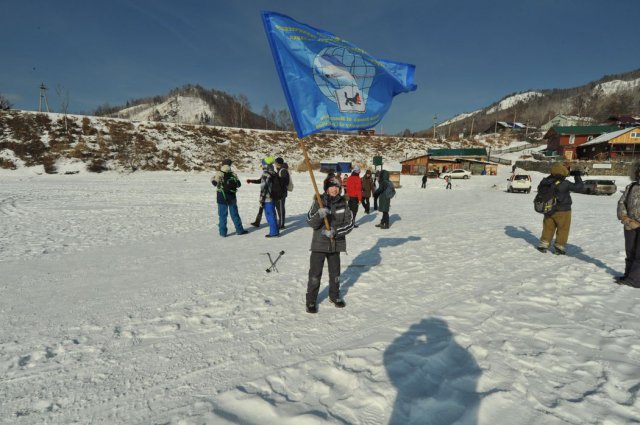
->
<box><xmin>400</xmin><ymin>148</ymin><xmax>490</xmax><ymax>175</ymax></box>
<box><xmin>577</xmin><ymin>127</ymin><xmax>640</xmax><ymax>160</ymax></box>
<box><xmin>543</xmin><ymin>125</ymin><xmax>619</xmax><ymax>160</ymax></box>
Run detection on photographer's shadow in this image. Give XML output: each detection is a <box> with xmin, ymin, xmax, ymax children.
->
<box><xmin>384</xmin><ymin>318</ymin><xmax>481</xmax><ymax>425</ymax></box>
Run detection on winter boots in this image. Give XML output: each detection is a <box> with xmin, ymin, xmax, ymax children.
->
<box><xmin>306</xmin><ymin>302</ymin><xmax>318</xmax><ymax>314</ymax></box>
<box><xmin>375</xmin><ymin>223</ymin><xmax>389</xmax><ymax>229</ymax></box>
<box><xmin>330</xmin><ymin>298</ymin><xmax>346</xmax><ymax>308</ymax></box>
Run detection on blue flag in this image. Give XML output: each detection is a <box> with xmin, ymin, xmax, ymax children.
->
<box><xmin>261</xmin><ymin>11</ymin><xmax>417</xmax><ymax>139</ymax></box>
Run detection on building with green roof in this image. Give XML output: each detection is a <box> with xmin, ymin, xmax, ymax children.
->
<box><xmin>544</xmin><ymin>125</ymin><xmax>620</xmax><ymax>160</ymax></box>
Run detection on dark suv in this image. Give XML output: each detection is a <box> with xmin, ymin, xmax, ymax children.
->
<box><xmin>581</xmin><ymin>179</ymin><xmax>617</xmax><ymax>196</ymax></box>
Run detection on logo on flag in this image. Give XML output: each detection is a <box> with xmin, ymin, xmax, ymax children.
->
<box><xmin>262</xmin><ymin>11</ymin><xmax>417</xmax><ymax>138</ymax></box>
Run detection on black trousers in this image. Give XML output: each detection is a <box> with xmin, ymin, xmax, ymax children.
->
<box><xmin>624</xmin><ymin>228</ymin><xmax>640</xmax><ymax>281</ymax></box>
<box><xmin>381</xmin><ymin>212</ymin><xmax>390</xmax><ymax>225</ymax></box>
<box><xmin>307</xmin><ymin>251</ymin><xmax>341</xmax><ymax>304</ymax></box>
<box><xmin>276</xmin><ymin>197</ymin><xmax>286</xmax><ymax>228</ymax></box>
<box><xmin>348</xmin><ymin>198</ymin><xmax>359</xmax><ymax>223</ymax></box>
<box><xmin>253</xmin><ymin>205</ymin><xmax>263</xmax><ymax>225</ymax></box>
<box><xmin>361</xmin><ymin>197</ymin><xmax>370</xmax><ymax>213</ymax></box>
<box><xmin>373</xmin><ymin>193</ymin><xmax>379</xmax><ymax>210</ymax></box>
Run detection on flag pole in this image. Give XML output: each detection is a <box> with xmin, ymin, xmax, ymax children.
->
<box><xmin>297</xmin><ymin>136</ymin><xmax>331</xmax><ymax>231</ymax></box>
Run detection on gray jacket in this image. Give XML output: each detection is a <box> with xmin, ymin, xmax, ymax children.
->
<box><xmin>307</xmin><ymin>193</ymin><xmax>354</xmax><ymax>253</ymax></box>
<box><xmin>618</xmin><ymin>182</ymin><xmax>640</xmax><ymax>230</ymax></box>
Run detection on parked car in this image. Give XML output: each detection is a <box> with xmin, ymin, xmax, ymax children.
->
<box><xmin>441</xmin><ymin>169</ymin><xmax>471</xmax><ymax>179</ymax></box>
<box><xmin>581</xmin><ymin>179</ymin><xmax>617</xmax><ymax>196</ymax></box>
<box><xmin>426</xmin><ymin>170</ymin><xmax>439</xmax><ymax>179</ymax></box>
<box><xmin>507</xmin><ymin>174</ymin><xmax>532</xmax><ymax>193</ymax></box>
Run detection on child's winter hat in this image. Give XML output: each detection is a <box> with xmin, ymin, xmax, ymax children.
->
<box><xmin>323</xmin><ymin>176</ymin><xmax>342</xmax><ymax>192</ymax></box>
<box><xmin>352</xmin><ymin>165</ymin><xmax>361</xmax><ymax>174</ymax></box>
<box><xmin>275</xmin><ymin>157</ymin><xmax>284</xmax><ymax>165</ymax></box>
<box><xmin>262</xmin><ymin>156</ymin><xmax>275</xmax><ymax>166</ymax></box>
<box><xmin>222</xmin><ymin>159</ymin><xmax>232</xmax><ymax>166</ymax></box>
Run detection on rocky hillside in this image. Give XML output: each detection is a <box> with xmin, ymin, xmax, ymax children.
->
<box><xmin>419</xmin><ymin>68</ymin><xmax>640</xmax><ymax>138</ymax></box>
<box><xmin>0</xmin><ymin>110</ymin><xmax>516</xmax><ymax>174</ymax></box>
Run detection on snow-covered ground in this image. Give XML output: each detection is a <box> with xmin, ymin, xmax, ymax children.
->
<box><xmin>2</xmin><ymin>164</ymin><xmax>640</xmax><ymax>425</ymax></box>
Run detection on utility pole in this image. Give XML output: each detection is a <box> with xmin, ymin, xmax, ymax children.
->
<box><xmin>470</xmin><ymin>117</ymin><xmax>475</xmax><ymax>139</ymax></box>
<box><xmin>432</xmin><ymin>114</ymin><xmax>437</xmax><ymax>141</ymax></box>
<box><xmin>494</xmin><ymin>120</ymin><xmax>498</xmax><ymax>134</ymax></box>
<box><xmin>38</xmin><ymin>82</ymin><xmax>50</xmax><ymax>113</ymax></box>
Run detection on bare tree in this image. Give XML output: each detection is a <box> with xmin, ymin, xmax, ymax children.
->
<box><xmin>0</xmin><ymin>94</ymin><xmax>11</xmax><ymax>110</ymax></box>
<box><xmin>234</xmin><ymin>94</ymin><xmax>251</xmax><ymax>128</ymax></box>
<box><xmin>261</xmin><ymin>104</ymin><xmax>271</xmax><ymax>129</ymax></box>
<box><xmin>277</xmin><ymin>108</ymin><xmax>293</xmax><ymax>131</ymax></box>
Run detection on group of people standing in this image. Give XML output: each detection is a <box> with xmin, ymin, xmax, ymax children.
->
<box><xmin>211</xmin><ymin>156</ymin><xmax>291</xmax><ymax>238</ymax></box>
<box><xmin>211</xmin><ymin>159</ymin><xmax>396</xmax><ymax>313</ymax></box>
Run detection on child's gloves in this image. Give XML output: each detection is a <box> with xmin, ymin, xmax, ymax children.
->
<box><xmin>317</xmin><ymin>207</ymin><xmax>330</xmax><ymax>218</ymax></box>
<box><xmin>321</xmin><ymin>228</ymin><xmax>335</xmax><ymax>238</ymax></box>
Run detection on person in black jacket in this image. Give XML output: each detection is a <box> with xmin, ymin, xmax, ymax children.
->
<box><xmin>305</xmin><ymin>176</ymin><xmax>354</xmax><ymax>313</ymax></box>
<box><xmin>274</xmin><ymin>157</ymin><xmax>290</xmax><ymax>229</ymax></box>
<box><xmin>537</xmin><ymin>163</ymin><xmax>583</xmax><ymax>255</ymax></box>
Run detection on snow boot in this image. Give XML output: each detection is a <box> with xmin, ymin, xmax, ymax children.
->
<box><xmin>330</xmin><ymin>298</ymin><xmax>346</xmax><ymax>308</ymax></box>
<box><xmin>536</xmin><ymin>247</ymin><xmax>547</xmax><ymax>253</ymax></box>
<box><xmin>553</xmin><ymin>245</ymin><xmax>566</xmax><ymax>255</ymax></box>
<box><xmin>306</xmin><ymin>302</ymin><xmax>318</xmax><ymax>314</ymax></box>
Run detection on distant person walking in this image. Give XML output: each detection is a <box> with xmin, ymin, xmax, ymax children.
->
<box><xmin>445</xmin><ymin>175</ymin><xmax>452</xmax><ymax>190</ymax></box>
<box><xmin>616</xmin><ymin>161</ymin><xmax>640</xmax><ymax>287</ymax></box>
<box><xmin>536</xmin><ymin>163</ymin><xmax>583</xmax><ymax>255</ymax></box>
<box><xmin>210</xmin><ymin>159</ymin><xmax>248</xmax><ymax>237</ymax></box>
<box><xmin>421</xmin><ymin>173</ymin><xmax>427</xmax><ymax>188</ymax></box>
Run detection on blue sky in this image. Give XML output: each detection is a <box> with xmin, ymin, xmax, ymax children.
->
<box><xmin>1</xmin><ymin>0</ymin><xmax>638</xmax><ymax>134</ymax></box>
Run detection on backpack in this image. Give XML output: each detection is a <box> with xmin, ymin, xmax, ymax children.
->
<box><xmin>533</xmin><ymin>178</ymin><xmax>560</xmax><ymax>215</ymax></box>
<box><xmin>384</xmin><ymin>182</ymin><xmax>396</xmax><ymax>199</ymax></box>
<box><xmin>222</xmin><ymin>172</ymin><xmax>240</xmax><ymax>193</ymax></box>
<box><xmin>269</xmin><ymin>172</ymin><xmax>284</xmax><ymax>200</ymax></box>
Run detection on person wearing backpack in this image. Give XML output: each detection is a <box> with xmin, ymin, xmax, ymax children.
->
<box><xmin>374</xmin><ymin>170</ymin><xmax>395</xmax><ymax>229</ymax></box>
<box><xmin>615</xmin><ymin>161</ymin><xmax>640</xmax><ymax>287</ymax></box>
<box><xmin>274</xmin><ymin>157</ymin><xmax>290</xmax><ymax>230</ymax></box>
<box><xmin>536</xmin><ymin>163</ymin><xmax>583</xmax><ymax>255</ymax></box>
<box><xmin>210</xmin><ymin>159</ymin><xmax>248</xmax><ymax>237</ymax></box>
<box><xmin>345</xmin><ymin>166</ymin><xmax>363</xmax><ymax>227</ymax></box>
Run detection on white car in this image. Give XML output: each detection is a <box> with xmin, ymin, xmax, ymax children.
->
<box><xmin>507</xmin><ymin>174</ymin><xmax>532</xmax><ymax>193</ymax></box>
<box><xmin>441</xmin><ymin>169</ymin><xmax>471</xmax><ymax>179</ymax></box>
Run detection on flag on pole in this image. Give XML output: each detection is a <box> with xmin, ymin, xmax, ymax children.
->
<box><xmin>261</xmin><ymin>11</ymin><xmax>417</xmax><ymax>139</ymax></box>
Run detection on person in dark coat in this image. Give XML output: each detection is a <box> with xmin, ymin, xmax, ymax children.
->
<box><xmin>361</xmin><ymin>169</ymin><xmax>374</xmax><ymax>214</ymax></box>
<box><xmin>210</xmin><ymin>159</ymin><xmax>248</xmax><ymax>237</ymax></box>
<box><xmin>374</xmin><ymin>170</ymin><xmax>394</xmax><ymax>229</ymax></box>
<box><xmin>537</xmin><ymin>163</ymin><xmax>583</xmax><ymax>255</ymax></box>
<box><xmin>274</xmin><ymin>157</ymin><xmax>290</xmax><ymax>229</ymax></box>
<box><xmin>421</xmin><ymin>172</ymin><xmax>427</xmax><ymax>188</ymax></box>
<box><xmin>305</xmin><ymin>176</ymin><xmax>354</xmax><ymax>313</ymax></box>
<box><xmin>616</xmin><ymin>161</ymin><xmax>640</xmax><ymax>287</ymax></box>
